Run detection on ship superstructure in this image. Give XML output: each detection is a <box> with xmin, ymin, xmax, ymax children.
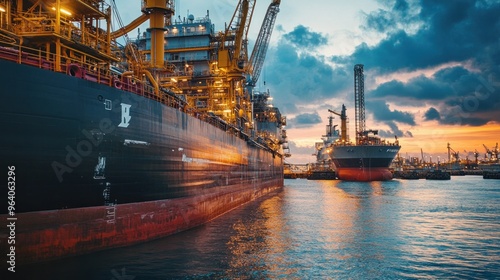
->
<box><xmin>310</xmin><ymin>110</ymin><xmax>339</xmax><ymax>176</ymax></box>
<box><xmin>328</xmin><ymin>65</ymin><xmax>401</xmax><ymax>181</ymax></box>
<box><xmin>0</xmin><ymin>0</ymin><xmax>285</xmax><ymax>263</ymax></box>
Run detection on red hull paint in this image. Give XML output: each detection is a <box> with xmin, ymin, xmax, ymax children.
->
<box><xmin>0</xmin><ymin>180</ymin><xmax>282</xmax><ymax>264</ymax></box>
<box><xmin>336</xmin><ymin>167</ymin><xmax>393</xmax><ymax>181</ymax></box>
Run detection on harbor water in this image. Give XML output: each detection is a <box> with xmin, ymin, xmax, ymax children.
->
<box><xmin>17</xmin><ymin>176</ymin><xmax>500</xmax><ymax>279</ymax></box>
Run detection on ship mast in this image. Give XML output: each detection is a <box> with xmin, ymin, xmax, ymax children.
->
<box><xmin>354</xmin><ymin>64</ymin><xmax>365</xmax><ymax>144</ymax></box>
<box><xmin>141</xmin><ymin>1</ymin><xmax>174</xmax><ymax>69</ymax></box>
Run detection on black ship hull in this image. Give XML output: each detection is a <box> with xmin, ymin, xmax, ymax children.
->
<box><xmin>0</xmin><ymin>59</ymin><xmax>283</xmax><ymax>262</ymax></box>
<box><xmin>330</xmin><ymin>145</ymin><xmax>400</xmax><ymax>181</ymax></box>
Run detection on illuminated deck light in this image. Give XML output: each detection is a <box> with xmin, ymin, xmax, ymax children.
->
<box><xmin>52</xmin><ymin>7</ymin><xmax>72</xmax><ymax>16</ymax></box>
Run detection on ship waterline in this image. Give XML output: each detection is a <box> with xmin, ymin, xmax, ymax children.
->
<box><xmin>335</xmin><ymin>167</ymin><xmax>394</xmax><ymax>181</ymax></box>
<box><xmin>330</xmin><ymin>145</ymin><xmax>401</xmax><ymax>181</ymax></box>
<box><xmin>9</xmin><ymin>179</ymin><xmax>282</xmax><ymax>263</ymax></box>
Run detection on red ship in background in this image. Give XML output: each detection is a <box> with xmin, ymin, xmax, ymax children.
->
<box><xmin>328</xmin><ymin>64</ymin><xmax>401</xmax><ymax>181</ymax></box>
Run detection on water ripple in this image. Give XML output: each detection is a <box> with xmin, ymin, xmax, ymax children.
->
<box><xmin>19</xmin><ymin>176</ymin><xmax>500</xmax><ymax>279</ymax></box>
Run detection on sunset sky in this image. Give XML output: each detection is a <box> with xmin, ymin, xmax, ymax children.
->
<box><xmin>117</xmin><ymin>0</ymin><xmax>500</xmax><ymax>164</ymax></box>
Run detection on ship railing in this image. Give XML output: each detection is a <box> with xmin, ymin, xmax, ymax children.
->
<box><xmin>12</xmin><ymin>13</ymin><xmax>56</xmax><ymax>34</ymax></box>
<box><xmin>81</xmin><ymin>0</ymin><xmax>105</xmax><ymax>11</ymax></box>
<box><xmin>11</xmin><ymin>11</ymin><xmax>116</xmax><ymax>56</ymax></box>
<box><xmin>0</xmin><ymin>43</ymin><xmax>169</xmax><ymax>104</ymax></box>
<box><xmin>332</xmin><ymin>141</ymin><xmax>400</xmax><ymax>147</ymax></box>
<box><xmin>141</xmin><ymin>0</ymin><xmax>175</xmax><ymax>13</ymax></box>
<box><xmin>0</xmin><ymin>42</ymin><xmax>280</xmax><ymax>153</ymax></box>
<box><xmin>0</xmin><ymin>22</ymin><xmax>15</xmax><ymax>35</ymax></box>
<box><xmin>0</xmin><ymin>45</ymin><xmax>54</xmax><ymax>70</ymax></box>
<box><xmin>165</xmin><ymin>27</ymin><xmax>211</xmax><ymax>37</ymax></box>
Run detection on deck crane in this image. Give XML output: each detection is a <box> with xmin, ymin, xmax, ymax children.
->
<box><xmin>328</xmin><ymin>105</ymin><xmax>348</xmax><ymax>143</ymax></box>
<box><xmin>247</xmin><ymin>0</ymin><xmax>281</xmax><ymax>87</ymax></box>
<box><xmin>218</xmin><ymin>0</ymin><xmax>256</xmax><ymax>74</ymax></box>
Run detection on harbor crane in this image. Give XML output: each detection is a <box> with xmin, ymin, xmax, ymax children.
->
<box><xmin>483</xmin><ymin>143</ymin><xmax>499</xmax><ymax>162</ymax></box>
<box><xmin>247</xmin><ymin>0</ymin><xmax>281</xmax><ymax>87</ymax></box>
<box><xmin>494</xmin><ymin>143</ymin><xmax>499</xmax><ymax>160</ymax></box>
<box><xmin>218</xmin><ymin>0</ymin><xmax>256</xmax><ymax>73</ymax></box>
<box><xmin>447</xmin><ymin>143</ymin><xmax>460</xmax><ymax>164</ymax></box>
<box><xmin>474</xmin><ymin>149</ymin><xmax>480</xmax><ymax>164</ymax></box>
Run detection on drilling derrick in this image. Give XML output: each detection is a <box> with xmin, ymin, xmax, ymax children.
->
<box><xmin>354</xmin><ymin>64</ymin><xmax>365</xmax><ymax>144</ymax></box>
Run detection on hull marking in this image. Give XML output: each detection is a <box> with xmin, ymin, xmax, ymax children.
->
<box><xmin>118</xmin><ymin>103</ymin><xmax>131</xmax><ymax>128</ymax></box>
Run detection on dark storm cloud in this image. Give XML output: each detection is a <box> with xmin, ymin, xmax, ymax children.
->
<box><xmin>439</xmin><ymin>111</ymin><xmax>488</xmax><ymax>126</ymax></box>
<box><xmin>364</xmin><ymin>9</ymin><xmax>396</xmax><ymax>33</ymax></box>
<box><xmin>368</xmin><ymin>100</ymin><xmax>416</xmax><ymax>126</ymax></box>
<box><xmin>371</xmin><ymin>67</ymin><xmax>491</xmax><ymax>103</ymax></box>
<box><xmin>423</xmin><ymin>107</ymin><xmax>441</xmax><ymax>121</ymax></box>
<box><xmin>287</xmin><ymin>112</ymin><xmax>322</xmax><ymax>128</ymax></box>
<box><xmin>283</xmin><ymin>25</ymin><xmax>328</xmax><ymax>49</ymax></box>
<box><xmin>331</xmin><ymin>0</ymin><xmax>500</xmax><ymax>126</ymax></box>
<box><xmin>378</xmin><ymin>121</ymin><xmax>404</xmax><ymax>138</ymax></box>
<box><xmin>393</xmin><ymin>0</ymin><xmax>410</xmax><ymax>15</ymax></box>
<box><xmin>337</xmin><ymin>0</ymin><xmax>500</xmax><ymax>73</ymax></box>
<box><xmin>360</xmin><ymin>99</ymin><xmax>415</xmax><ymax>138</ymax></box>
<box><xmin>363</xmin><ymin>0</ymin><xmax>412</xmax><ymax>33</ymax></box>
<box><xmin>370</xmin><ymin>65</ymin><xmax>500</xmax><ymax>125</ymax></box>
<box><xmin>378</xmin><ymin>121</ymin><xmax>414</xmax><ymax>139</ymax></box>
<box><xmin>371</xmin><ymin>76</ymin><xmax>452</xmax><ymax>101</ymax></box>
<box><xmin>262</xmin><ymin>31</ymin><xmax>351</xmax><ymax>114</ymax></box>
<box><xmin>267</xmin><ymin>1</ymin><xmax>500</xmax><ymax>126</ymax></box>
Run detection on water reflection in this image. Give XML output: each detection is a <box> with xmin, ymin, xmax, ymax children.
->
<box><xmin>17</xmin><ymin>177</ymin><xmax>500</xmax><ymax>279</ymax></box>
<box><xmin>221</xmin><ymin>179</ymin><xmax>410</xmax><ymax>278</ymax></box>
<box><xmin>226</xmin><ymin>195</ymin><xmax>296</xmax><ymax>277</ymax></box>
<box><xmin>222</xmin><ymin>178</ymin><xmax>498</xmax><ymax>279</ymax></box>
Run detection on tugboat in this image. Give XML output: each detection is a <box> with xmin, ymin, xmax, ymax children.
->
<box><xmin>399</xmin><ymin>171</ymin><xmax>421</xmax><ymax>180</ymax></box>
<box><xmin>425</xmin><ymin>170</ymin><xmax>451</xmax><ymax>180</ymax></box>
<box><xmin>480</xmin><ymin>163</ymin><xmax>500</xmax><ymax>179</ymax></box>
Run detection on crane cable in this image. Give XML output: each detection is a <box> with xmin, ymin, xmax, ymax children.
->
<box><xmin>110</xmin><ymin>0</ymin><xmax>140</xmax><ymax>64</ymax></box>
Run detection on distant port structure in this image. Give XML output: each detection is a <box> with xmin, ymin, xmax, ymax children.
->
<box><xmin>285</xmin><ymin>142</ymin><xmax>500</xmax><ymax>180</ymax></box>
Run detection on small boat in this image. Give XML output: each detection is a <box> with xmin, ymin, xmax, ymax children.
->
<box><xmin>425</xmin><ymin>170</ymin><xmax>451</xmax><ymax>180</ymax></box>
